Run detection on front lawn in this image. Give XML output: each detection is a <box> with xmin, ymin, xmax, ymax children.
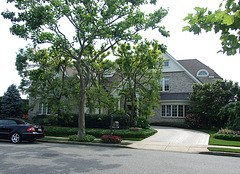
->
<box><xmin>199</xmin><ymin>129</ymin><xmax>240</xmax><ymax>147</ymax></box>
<box><xmin>199</xmin><ymin>129</ymin><xmax>240</xmax><ymax>153</ymax></box>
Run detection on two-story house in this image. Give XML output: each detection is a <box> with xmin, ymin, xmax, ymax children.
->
<box><xmin>28</xmin><ymin>52</ymin><xmax>221</xmax><ymax>124</ymax></box>
<box><xmin>148</xmin><ymin>53</ymin><xmax>221</xmax><ymax>124</ymax></box>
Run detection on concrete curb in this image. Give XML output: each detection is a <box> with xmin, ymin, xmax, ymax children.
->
<box><xmin>199</xmin><ymin>151</ymin><xmax>240</xmax><ymax>157</ymax></box>
<box><xmin>37</xmin><ymin>139</ymin><xmax>240</xmax><ymax>157</ymax></box>
<box><xmin>37</xmin><ymin>139</ymin><xmax>133</xmax><ymax>149</ymax></box>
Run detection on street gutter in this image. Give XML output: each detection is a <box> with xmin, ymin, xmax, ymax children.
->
<box><xmin>37</xmin><ymin>138</ymin><xmax>240</xmax><ymax>157</ymax></box>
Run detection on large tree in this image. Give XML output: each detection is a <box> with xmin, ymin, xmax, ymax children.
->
<box><xmin>114</xmin><ymin>40</ymin><xmax>165</xmax><ymax>124</ymax></box>
<box><xmin>190</xmin><ymin>80</ymin><xmax>240</xmax><ymax>128</ymax></box>
<box><xmin>183</xmin><ymin>0</ymin><xmax>240</xmax><ymax>55</ymax></box>
<box><xmin>1</xmin><ymin>84</ymin><xmax>24</xmax><ymax>118</ymax></box>
<box><xmin>2</xmin><ymin>0</ymin><xmax>169</xmax><ymax>138</ymax></box>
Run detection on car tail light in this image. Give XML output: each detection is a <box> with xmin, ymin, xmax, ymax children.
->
<box><xmin>27</xmin><ymin>127</ymin><xmax>36</xmax><ymax>132</ymax></box>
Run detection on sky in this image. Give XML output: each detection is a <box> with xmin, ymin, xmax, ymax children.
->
<box><xmin>0</xmin><ymin>0</ymin><xmax>239</xmax><ymax>99</ymax></box>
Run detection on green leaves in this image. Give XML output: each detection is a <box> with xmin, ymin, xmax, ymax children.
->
<box><xmin>183</xmin><ymin>0</ymin><xmax>240</xmax><ymax>55</ymax></box>
<box><xmin>115</xmin><ymin>40</ymin><xmax>164</xmax><ymax>118</ymax></box>
<box><xmin>190</xmin><ymin>80</ymin><xmax>240</xmax><ymax>128</ymax></box>
<box><xmin>222</xmin><ymin>14</ymin><xmax>234</xmax><ymax>25</ymax></box>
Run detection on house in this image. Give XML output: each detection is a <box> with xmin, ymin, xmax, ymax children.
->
<box><xmin>148</xmin><ymin>53</ymin><xmax>221</xmax><ymax>124</ymax></box>
<box><xmin>28</xmin><ymin>52</ymin><xmax>221</xmax><ymax>123</ymax></box>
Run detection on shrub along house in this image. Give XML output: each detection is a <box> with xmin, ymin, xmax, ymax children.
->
<box><xmin>148</xmin><ymin>53</ymin><xmax>221</xmax><ymax>124</ymax></box>
<box><xmin>28</xmin><ymin>53</ymin><xmax>221</xmax><ymax>125</ymax></box>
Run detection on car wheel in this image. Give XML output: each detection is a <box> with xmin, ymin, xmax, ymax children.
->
<box><xmin>11</xmin><ymin>133</ymin><xmax>21</xmax><ymax>144</ymax></box>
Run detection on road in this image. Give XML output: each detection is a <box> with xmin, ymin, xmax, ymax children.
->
<box><xmin>0</xmin><ymin>141</ymin><xmax>239</xmax><ymax>174</ymax></box>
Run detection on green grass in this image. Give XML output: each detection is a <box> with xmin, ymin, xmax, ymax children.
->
<box><xmin>122</xmin><ymin>137</ymin><xmax>143</xmax><ymax>141</ymax></box>
<box><xmin>121</xmin><ymin>142</ymin><xmax>132</xmax><ymax>145</ymax></box>
<box><xmin>208</xmin><ymin>147</ymin><xmax>240</xmax><ymax>153</ymax></box>
<box><xmin>41</xmin><ymin>137</ymin><xmax>69</xmax><ymax>141</ymax></box>
<box><xmin>199</xmin><ymin>129</ymin><xmax>240</xmax><ymax>147</ymax></box>
<box><xmin>198</xmin><ymin>129</ymin><xmax>240</xmax><ymax>153</ymax></box>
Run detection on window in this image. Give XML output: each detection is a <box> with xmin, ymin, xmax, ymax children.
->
<box><xmin>158</xmin><ymin>60</ymin><xmax>169</xmax><ymax>68</ymax></box>
<box><xmin>172</xmin><ymin>105</ymin><xmax>177</xmax><ymax>116</ymax></box>
<box><xmin>178</xmin><ymin>105</ymin><xmax>183</xmax><ymax>117</ymax></box>
<box><xmin>197</xmin><ymin>69</ymin><xmax>209</xmax><ymax>76</ymax></box>
<box><xmin>166</xmin><ymin>105</ymin><xmax>171</xmax><ymax>116</ymax></box>
<box><xmin>160</xmin><ymin>78</ymin><xmax>170</xmax><ymax>91</ymax></box>
<box><xmin>162</xmin><ymin>105</ymin><xmax>165</xmax><ymax>116</ymax></box>
<box><xmin>161</xmin><ymin>105</ymin><xmax>189</xmax><ymax>117</ymax></box>
<box><xmin>38</xmin><ymin>103</ymin><xmax>48</xmax><ymax>115</ymax></box>
<box><xmin>0</xmin><ymin>120</ymin><xmax>17</xmax><ymax>125</ymax></box>
<box><xmin>164</xmin><ymin>60</ymin><xmax>169</xmax><ymax>67</ymax></box>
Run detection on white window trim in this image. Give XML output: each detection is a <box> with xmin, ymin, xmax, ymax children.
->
<box><xmin>161</xmin><ymin>104</ymin><xmax>189</xmax><ymax>118</ymax></box>
<box><xmin>160</xmin><ymin>77</ymin><xmax>170</xmax><ymax>91</ymax></box>
<box><xmin>38</xmin><ymin>103</ymin><xmax>49</xmax><ymax>115</ymax></box>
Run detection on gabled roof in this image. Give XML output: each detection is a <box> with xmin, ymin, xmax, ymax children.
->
<box><xmin>177</xmin><ymin>59</ymin><xmax>222</xmax><ymax>82</ymax></box>
<box><xmin>164</xmin><ymin>53</ymin><xmax>202</xmax><ymax>84</ymax></box>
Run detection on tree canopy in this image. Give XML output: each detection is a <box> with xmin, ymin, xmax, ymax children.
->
<box><xmin>16</xmin><ymin>46</ymin><xmax>78</xmax><ymax>117</ymax></box>
<box><xmin>2</xmin><ymin>0</ymin><xmax>169</xmax><ymax>138</ymax></box>
<box><xmin>114</xmin><ymin>40</ymin><xmax>165</xmax><ymax>123</ymax></box>
<box><xmin>183</xmin><ymin>0</ymin><xmax>240</xmax><ymax>55</ymax></box>
<box><xmin>190</xmin><ymin>80</ymin><xmax>240</xmax><ymax>128</ymax></box>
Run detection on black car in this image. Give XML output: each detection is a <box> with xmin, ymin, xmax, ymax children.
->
<box><xmin>0</xmin><ymin>118</ymin><xmax>44</xmax><ymax>143</ymax></box>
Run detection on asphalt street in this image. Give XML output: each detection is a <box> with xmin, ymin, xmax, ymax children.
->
<box><xmin>0</xmin><ymin>141</ymin><xmax>239</xmax><ymax>174</ymax></box>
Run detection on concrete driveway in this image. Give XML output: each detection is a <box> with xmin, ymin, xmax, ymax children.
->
<box><xmin>129</xmin><ymin>126</ymin><xmax>210</xmax><ymax>153</ymax></box>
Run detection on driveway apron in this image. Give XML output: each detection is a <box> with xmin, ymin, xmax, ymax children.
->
<box><xmin>129</xmin><ymin>126</ymin><xmax>210</xmax><ymax>153</ymax></box>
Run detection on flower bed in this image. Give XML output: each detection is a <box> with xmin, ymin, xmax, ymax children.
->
<box><xmin>100</xmin><ymin>135</ymin><xmax>122</xmax><ymax>144</ymax></box>
<box><xmin>213</xmin><ymin>129</ymin><xmax>240</xmax><ymax>141</ymax></box>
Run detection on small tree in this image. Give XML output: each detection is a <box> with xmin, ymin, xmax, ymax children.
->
<box><xmin>1</xmin><ymin>84</ymin><xmax>24</xmax><ymax>118</ymax></box>
<box><xmin>114</xmin><ymin>40</ymin><xmax>165</xmax><ymax>124</ymax></box>
<box><xmin>218</xmin><ymin>101</ymin><xmax>240</xmax><ymax>130</ymax></box>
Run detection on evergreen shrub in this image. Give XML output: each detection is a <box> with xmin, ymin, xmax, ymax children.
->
<box><xmin>33</xmin><ymin>113</ymin><xmax>130</xmax><ymax>129</ymax></box>
<box><xmin>133</xmin><ymin>116</ymin><xmax>150</xmax><ymax>129</ymax></box>
<box><xmin>68</xmin><ymin>134</ymin><xmax>96</xmax><ymax>142</ymax></box>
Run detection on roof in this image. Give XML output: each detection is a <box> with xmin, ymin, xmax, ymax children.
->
<box><xmin>160</xmin><ymin>92</ymin><xmax>190</xmax><ymax>101</ymax></box>
<box><xmin>177</xmin><ymin>59</ymin><xmax>221</xmax><ymax>82</ymax></box>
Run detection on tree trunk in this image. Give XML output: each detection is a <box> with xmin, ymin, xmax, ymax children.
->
<box><xmin>77</xmin><ymin>79</ymin><xmax>86</xmax><ymax>139</ymax></box>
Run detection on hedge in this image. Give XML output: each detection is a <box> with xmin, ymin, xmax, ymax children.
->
<box><xmin>33</xmin><ymin>113</ymin><xmax>130</xmax><ymax>129</ymax></box>
<box><xmin>44</xmin><ymin>126</ymin><xmax>157</xmax><ymax>139</ymax></box>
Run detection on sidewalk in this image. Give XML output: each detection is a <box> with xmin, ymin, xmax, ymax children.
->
<box><xmin>39</xmin><ymin>126</ymin><xmax>240</xmax><ymax>157</ymax></box>
<box><xmin>128</xmin><ymin>141</ymin><xmax>209</xmax><ymax>153</ymax></box>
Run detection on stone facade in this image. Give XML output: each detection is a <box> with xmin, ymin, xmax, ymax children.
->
<box><xmin>162</xmin><ymin>71</ymin><xmax>196</xmax><ymax>93</ymax></box>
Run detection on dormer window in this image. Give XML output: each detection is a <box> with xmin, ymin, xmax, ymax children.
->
<box><xmin>197</xmin><ymin>69</ymin><xmax>209</xmax><ymax>76</ymax></box>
